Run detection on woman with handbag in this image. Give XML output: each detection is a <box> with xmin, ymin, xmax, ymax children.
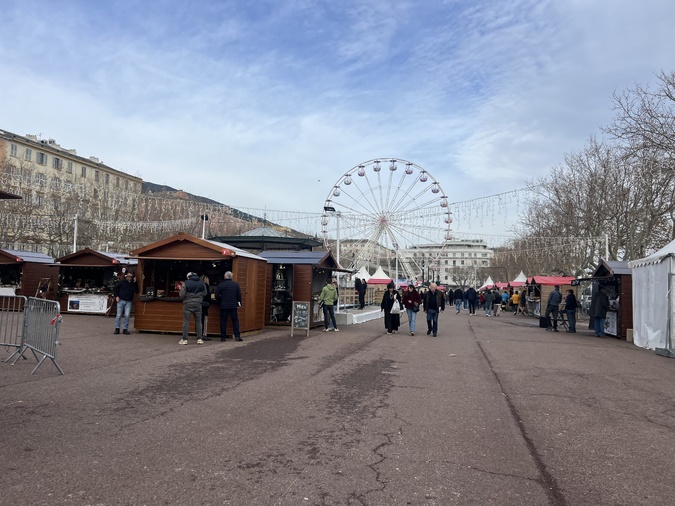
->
<box><xmin>402</xmin><ymin>283</ymin><xmax>422</xmax><ymax>336</ymax></box>
<box><xmin>381</xmin><ymin>281</ymin><xmax>402</xmax><ymax>334</ymax></box>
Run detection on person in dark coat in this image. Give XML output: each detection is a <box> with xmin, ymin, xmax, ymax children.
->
<box><xmin>113</xmin><ymin>271</ymin><xmax>138</xmax><ymax>335</ymax></box>
<box><xmin>355</xmin><ymin>277</ymin><xmax>367</xmax><ymax>310</ymax></box>
<box><xmin>380</xmin><ymin>282</ymin><xmax>402</xmax><ymax>334</ymax></box>
<box><xmin>466</xmin><ymin>287</ymin><xmax>477</xmax><ymax>315</ymax></box>
<box><xmin>215</xmin><ymin>271</ymin><xmax>243</xmax><ymax>341</ymax></box>
<box><xmin>453</xmin><ymin>287</ymin><xmax>463</xmax><ymax>314</ymax></box>
<box><xmin>423</xmin><ymin>283</ymin><xmax>445</xmax><ymax>336</ymax></box>
<box><xmin>589</xmin><ymin>286</ymin><xmax>609</xmax><ymax>337</ymax></box>
<box><xmin>564</xmin><ymin>289</ymin><xmax>578</xmax><ymax>333</ymax></box>
<box><xmin>179</xmin><ymin>272</ymin><xmax>207</xmax><ymax>345</ymax></box>
<box><xmin>545</xmin><ymin>285</ymin><xmax>563</xmax><ymax>332</ymax></box>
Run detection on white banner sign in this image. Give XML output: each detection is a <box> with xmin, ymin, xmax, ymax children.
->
<box><xmin>67</xmin><ymin>294</ymin><xmax>110</xmax><ymax>314</ymax></box>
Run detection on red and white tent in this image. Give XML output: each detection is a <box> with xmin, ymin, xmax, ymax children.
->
<box><xmin>368</xmin><ymin>266</ymin><xmax>393</xmax><ymax>285</ymax></box>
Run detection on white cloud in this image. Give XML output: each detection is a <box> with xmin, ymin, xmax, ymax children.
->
<box><xmin>2</xmin><ymin>0</ymin><xmax>674</xmax><ymax>245</ymax></box>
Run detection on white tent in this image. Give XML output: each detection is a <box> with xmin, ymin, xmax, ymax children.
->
<box><xmin>368</xmin><ymin>265</ymin><xmax>393</xmax><ymax>285</ymax></box>
<box><xmin>628</xmin><ymin>240</ymin><xmax>675</xmax><ymax>354</ymax></box>
<box><xmin>478</xmin><ymin>276</ymin><xmax>495</xmax><ymax>291</ymax></box>
<box><xmin>353</xmin><ymin>266</ymin><xmax>371</xmax><ymax>282</ymax></box>
<box><xmin>512</xmin><ymin>271</ymin><xmax>527</xmax><ymax>283</ymax></box>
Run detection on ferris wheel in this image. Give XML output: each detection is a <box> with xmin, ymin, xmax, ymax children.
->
<box><xmin>321</xmin><ymin>158</ymin><xmax>453</xmax><ymax>282</ymax></box>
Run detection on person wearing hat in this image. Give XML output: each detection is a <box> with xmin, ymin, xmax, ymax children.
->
<box><xmin>179</xmin><ymin>272</ymin><xmax>207</xmax><ymax>345</ymax></box>
<box><xmin>402</xmin><ymin>283</ymin><xmax>422</xmax><ymax>335</ymax></box>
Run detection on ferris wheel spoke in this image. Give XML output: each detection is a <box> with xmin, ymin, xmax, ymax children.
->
<box><xmin>323</xmin><ymin>158</ymin><xmax>452</xmax><ymax>274</ymax></box>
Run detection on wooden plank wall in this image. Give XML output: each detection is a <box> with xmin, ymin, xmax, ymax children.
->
<box><xmin>16</xmin><ymin>263</ymin><xmax>58</xmax><ymax>300</ymax></box>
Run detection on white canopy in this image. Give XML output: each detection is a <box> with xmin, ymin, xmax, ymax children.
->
<box><xmin>368</xmin><ymin>265</ymin><xmax>393</xmax><ymax>285</ymax></box>
<box><xmin>478</xmin><ymin>276</ymin><xmax>494</xmax><ymax>291</ymax></box>
<box><xmin>353</xmin><ymin>265</ymin><xmax>371</xmax><ymax>282</ymax></box>
<box><xmin>628</xmin><ymin>239</ymin><xmax>675</xmax><ymax>352</ymax></box>
<box><xmin>512</xmin><ymin>271</ymin><xmax>527</xmax><ymax>283</ymax></box>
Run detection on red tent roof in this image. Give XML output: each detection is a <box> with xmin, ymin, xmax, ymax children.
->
<box><xmin>529</xmin><ymin>276</ymin><xmax>576</xmax><ymax>286</ymax></box>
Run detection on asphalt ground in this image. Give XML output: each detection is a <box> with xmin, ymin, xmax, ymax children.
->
<box><xmin>1</xmin><ymin>308</ymin><xmax>674</xmax><ymax>505</ymax></box>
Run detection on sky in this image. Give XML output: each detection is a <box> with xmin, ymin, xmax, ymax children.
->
<box><xmin>1</xmin><ymin>0</ymin><xmax>674</xmax><ymax>245</ymax></box>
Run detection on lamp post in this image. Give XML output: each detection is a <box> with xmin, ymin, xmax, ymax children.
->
<box><xmin>201</xmin><ymin>213</ymin><xmax>209</xmax><ymax>239</ymax></box>
<box><xmin>324</xmin><ymin>206</ymin><xmax>341</xmax><ymax>311</ymax></box>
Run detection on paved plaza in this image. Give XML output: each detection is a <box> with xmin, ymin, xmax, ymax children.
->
<box><xmin>1</xmin><ymin>309</ymin><xmax>674</xmax><ymax>505</ymax></box>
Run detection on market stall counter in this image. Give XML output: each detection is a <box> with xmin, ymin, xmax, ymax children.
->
<box><xmin>129</xmin><ymin>232</ymin><xmax>268</xmax><ymax>336</ymax></box>
<box><xmin>54</xmin><ymin>248</ymin><xmax>138</xmax><ymax>314</ymax></box>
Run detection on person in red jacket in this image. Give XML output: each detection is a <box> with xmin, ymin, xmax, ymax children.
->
<box><xmin>402</xmin><ymin>284</ymin><xmax>423</xmax><ymax>335</ymax></box>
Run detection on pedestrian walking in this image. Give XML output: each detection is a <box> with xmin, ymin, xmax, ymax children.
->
<box><xmin>402</xmin><ymin>283</ymin><xmax>422</xmax><ymax>335</ymax></box>
<box><xmin>423</xmin><ymin>283</ymin><xmax>445</xmax><ymax>336</ymax></box>
<box><xmin>564</xmin><ymin>289</ymin><xmax>578</xmax><ymax>333</ymax></box>
<box><xmin>319</xmin><ymin>278</ymin><xmax>339</xmax><ymax>332</ymax></box>
<box><xmin>215</xmin><ymin>271</ymin><xmax>243</xmax><ymax>341</ymax></box>
<box><xmin>511</xmin><ymin>291</ymin><xmax>520</xmax><ymax>315</ymax></box>
<box><xmin>381</xmin><ymin>282</ymin><xmax>402</xmax><ymax>334</ymax></box>
<box><xmin>179</xmin><ymin>272</ymin><xmax>207</xmax><ymax>345</ymax></box>
<box><xmin>113</xmin><ymin>270</ymin><xmax>138</xmax><ymax>335</ymax></box>
<box><xmin>453</xmin><ymin>287</ymin><xmax>463</xmax><ymax>314</ymax></box>
<box><xmin>466</xmin><ymin>286</ymin><xmax>477</xmax><ymax>315</ymax></box>
<box><xmin>484</xmin><ymin>290</ymin><xmax>494</xmax><ymax>317</ymax></box>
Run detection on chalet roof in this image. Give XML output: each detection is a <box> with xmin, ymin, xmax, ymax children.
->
<box><xmin>129</xmin><ymin>232</ymin><xmax>266</xmax><ymax>261</ymax></box>
<box><xmin>241</xmin><ymin>227</ymin><xmax>288</xmax><ymax>237</ymax></box>
<box><xmin>56</xmin><ymin>247</ymin><xmax>138</xmax><ymax>266</ymax></box>
<box><xmin>259</xmin><ymin>250</ymin><xmax>352</xmax><ymax>272</ymax></box>
<box><xmin>592</xmin><ymin>259</ymin><xmax>631</xmax><ymax>277</ymax></box>
<box><xmin>0</xmin><ymin>249</ymin><xmax>55</xmax><ymax>264</ymax></box>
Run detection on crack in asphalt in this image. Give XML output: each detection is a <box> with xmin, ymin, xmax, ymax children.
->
<box><xmin>471</xmin><ymin>322</ymin><xmax>568</xmax><ymax>506</ymax></box>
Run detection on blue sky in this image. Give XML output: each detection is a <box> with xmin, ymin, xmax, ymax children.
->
<box><xmin>1</xmin><ymin>0</ymin><xmax>674</xmax><ymax>243</ymax></box>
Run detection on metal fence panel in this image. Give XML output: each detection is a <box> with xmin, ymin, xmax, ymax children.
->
<box><xmin>1</xmin><ymin>295</ymin><xmax>27</xmax><ymax>362</ymax></box>
<box><xmin>11</xmin><ymin>297</ymin><xmax>64</xmax><ymax>375</ymax></box>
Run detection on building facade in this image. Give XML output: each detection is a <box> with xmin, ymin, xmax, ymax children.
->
<box><xmin>400</xmin><ymin>239</ymin><xmax>493</xmax><ymax>287</ymax></box>
<box><xmin>0</xmin><ymin>129</ymin><xmax>142</xmax><ymax>255</ymax></box>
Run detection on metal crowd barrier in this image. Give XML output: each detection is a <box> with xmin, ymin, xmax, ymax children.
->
<box><xmin>1</xmin><ymin>295</ymin><xmax>27</xmax><ymax>358</ymax></box>
<box><xmin>8</xmin><ymin>297</ymin><xmax>64</xmax><ymax>375</ymax></box>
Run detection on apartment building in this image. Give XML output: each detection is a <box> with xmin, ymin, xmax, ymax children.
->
<box><xmin>400</xmin><ymin>239</ymin><xmax>493</xmax><ymax>286</ymax></box>
<box><xmin>0</xmin><ymin>129</ymin><xmax>142</xmax><ymax>255</ymax></box>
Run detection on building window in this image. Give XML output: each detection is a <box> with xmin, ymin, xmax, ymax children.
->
<box><xmin>52</xmin><ymin>157</ymin><xmax>62</xmax><ymax>170</ymax></box>
<box><xmin>24</xmin><ymin>148</ymin><xmax>32</xmax><ymax>161</ymax></box>
<box><xmin>81</xmin><ymin>166</ymin><xmax>87</xmax><ymax>177</ymax></box>
<box><xmin>115</xmin><ymin>176</ymin><xmax>120</xmax><ymax>187</ymax></box>
<box><xmin>94</xmin><ymin>170</ymin><xmax>99</xmax><ymax>182</ymax></box>
<box><xmin>36</xmin><ymin>173</ymin><xmax>47</xmax><ymax>186</ymax></box>
<box><xmin>124</xmin><ymin>180</ymin><xmax>129</xmax><ymax>190</ymax></box>
<box><xmin>10</xmin><ymin>144</ymin><xmax>18</xmax><ymax>157</ymax></box>
<box><xmin>452</xmin><ymin>260</ymin><xmax>456</xmax><ymax>266</ymax></box>
<box><xmin>461</xmin><ymin>260</ymin><xmax>464</xmax><ymax>265</ymax></box>
<box><xmin>105</xmin><ymin>173</ymin><xmax>109</xmax><ymax>185</ymax></box>
<box><xmin>36</xmin><ymin>152</ymin><xmax>47</xmax><ymax>165</ymax></box>
<box><xmin>67</xmin><ymin>161</ymin><xmax>73</xmax><ymax>174</ymax></box>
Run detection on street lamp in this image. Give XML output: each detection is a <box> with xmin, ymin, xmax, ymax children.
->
<box><xmin>324</xmin><ymin>206</ymin><xmax>341</xmax><ymax>311</ymax></box>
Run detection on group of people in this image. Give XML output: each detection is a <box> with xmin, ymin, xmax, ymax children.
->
<box><xmin>113</xmin><ymin>270</ymin><xmax>244</xmax><ymax>344</ymax></box>
<box><xmin>542</xmin><ymin>284</ymin><xmax>610</xmax><ymax>335</ymax></box>
<box><xmin>178</xmin><ymin>271</ymin><xmax>243</xmax><ymax>344</ymax></box>
<box><xmin>380</xmin><ymin>282</ymin><xmax>445</xmax><ymax>336</ymax></box>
